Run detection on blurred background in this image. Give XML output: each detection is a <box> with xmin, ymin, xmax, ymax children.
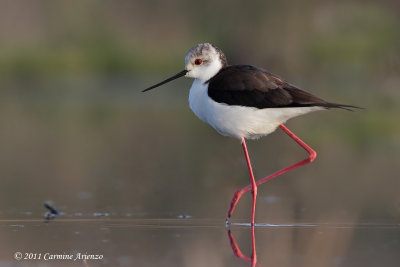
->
<box><xmin>0</xmin><ymin>0</ymin><xmax>399</xmax><ymax>266</ymax></box>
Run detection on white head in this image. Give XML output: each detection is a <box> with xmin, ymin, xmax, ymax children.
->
<box><xmin>143</xmin><ymin>43</ymin><xmax>227</xmax><ymax>92</ymax></box>
<box><xmin>184</xmin><ymin>43</ymin><xmax>227</xmax><ymax>82</ymax></box>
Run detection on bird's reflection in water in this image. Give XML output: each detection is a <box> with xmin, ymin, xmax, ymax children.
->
<box><xmin>227</xmin><ymin>224</ymin><xmax>260</xmax><ymax>267</ymax></box>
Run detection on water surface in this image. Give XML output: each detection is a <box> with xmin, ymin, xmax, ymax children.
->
<box><xmin>1</xmin><ymin>215</ymin><xmax>399</xmax><ymax>267</ymax></box>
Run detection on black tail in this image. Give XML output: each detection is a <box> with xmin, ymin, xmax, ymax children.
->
<box><xmin>321</xmin><ymin>102</ymin><xmax>363</xmax><ymax>112</ymax></box>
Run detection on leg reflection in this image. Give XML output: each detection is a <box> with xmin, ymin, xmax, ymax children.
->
<box><xmin>227</xmin><ymin>224</ymin><xmax>260</xmax><ymax>267</ymax></box>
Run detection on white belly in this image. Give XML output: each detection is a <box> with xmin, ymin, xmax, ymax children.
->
<box><xmin>188</xmin><ymin>79</ymin><xmax>323</xmax><ymax>140</ymax></box>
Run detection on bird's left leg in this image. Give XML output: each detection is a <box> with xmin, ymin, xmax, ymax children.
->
<box><xmin>241</xmin><ymin>138</ymin><xmax>257</xmax><ymax>226</ymax></box>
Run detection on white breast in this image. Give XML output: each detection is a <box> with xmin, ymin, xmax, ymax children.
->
<box><xmin>188</xmin><ymin>79</ymin><xmax>323</xmax><ymax>140</ymax></box>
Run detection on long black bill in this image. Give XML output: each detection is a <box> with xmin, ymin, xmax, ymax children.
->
<box><xmin>142</xmin><ymin>70</ymin><xmax>188</xmax><ymax>92</ymax></box>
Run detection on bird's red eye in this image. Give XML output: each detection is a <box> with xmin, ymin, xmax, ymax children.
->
<box><xmin>194</xmin><ymin>58</ymin><xmax>202</xmax><ymax>65</ymax></box>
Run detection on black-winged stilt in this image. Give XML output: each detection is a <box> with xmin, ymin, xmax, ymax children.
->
<box><xmin>143</xmin><ymin>43</ymin><xmax>358</xmax><ymax>225</ymax></box>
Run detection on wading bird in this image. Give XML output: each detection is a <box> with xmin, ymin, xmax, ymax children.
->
<box><xmin>143</xmin><ymin>43</ymin><xmax>357</xmax><ymax>225</ymax></box>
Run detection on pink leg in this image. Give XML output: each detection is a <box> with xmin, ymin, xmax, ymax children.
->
<box><xmin>227</xmin><ymin>124</ymin><xmax>317</xmax><ymax>220</ymax></box>
<box><xmin>241</xmin><ymin>138</ymin><xmax>257</xmax><ymax>225</ymax></box>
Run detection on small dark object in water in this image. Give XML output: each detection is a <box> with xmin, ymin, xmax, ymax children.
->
<box><xmin>93</xmin><ymin>212</ymin><xmax>109</xmax><ymax>217</ymax></box>
<box><xmin>44</xmin><ymin>202</ymin><xmax>59</xmax><ymax>220</ymax></box>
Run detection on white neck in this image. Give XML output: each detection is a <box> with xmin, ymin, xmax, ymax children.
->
<box><xmin>198</xmin><ymin>58</ymin><xmax>223</xmax><ymax>82</ymax></box>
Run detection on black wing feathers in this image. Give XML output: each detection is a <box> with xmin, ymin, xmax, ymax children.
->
<box><xmin>207</xmin><ymin>65</ymin><xmax>355</xmax><ymax>110</ymax></box>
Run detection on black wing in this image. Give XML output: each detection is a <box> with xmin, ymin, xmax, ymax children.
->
<box><xmin>207</xmin><ymin>65</ymin><xmax>354</xmax><ymax>109</ymax></box>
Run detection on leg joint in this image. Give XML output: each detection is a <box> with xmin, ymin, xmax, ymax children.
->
<box><xmin>307</xmin><ymin>149</ymin><xmax>317</xmax><ymax>163</ymax></box>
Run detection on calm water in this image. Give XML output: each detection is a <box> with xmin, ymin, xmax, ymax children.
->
<box><xmin>0</xmin><ymin>77</ymin><xmax>399</xmax><ymax>266</ymax></box>
<box><xmin>1</xmin><ymin>216</ymin><xmax>399</xmax><ymax>267</ymax></box>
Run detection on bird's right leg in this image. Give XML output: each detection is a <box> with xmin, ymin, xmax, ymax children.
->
<box><xmin>227</xmin><ymin>124</ymin><xmax>317</xmax><ymax>220</ymax></box>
